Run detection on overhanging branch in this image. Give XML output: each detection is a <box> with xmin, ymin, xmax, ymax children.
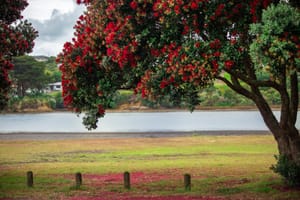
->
<box><xmin>216</xmin><ymin>74</ymin><xmax>254</xmax><ymax>100</ymax></box>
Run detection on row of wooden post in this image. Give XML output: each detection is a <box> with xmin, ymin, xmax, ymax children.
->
<box><xmin>27</xmin><ymin>171</ymin><xmax>191</xmax><ymax>191</ymax></box>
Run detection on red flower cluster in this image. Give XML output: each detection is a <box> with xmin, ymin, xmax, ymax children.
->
<box><xmin>0</xmin><ymin>0</ymin><xmax>38</xmax><ymax>109</ymax></box>
<box><xmin>136</xmin><ymin>70</ymin><xmax>152</xmax><ymax>98</ymax></box>
<box><xmin>209</xmin><ymin>3</ymin><xmax>245</xmax><ymax>23</ymax></box>
<box><xmin>97</xmin><ymin>105</ymin><xmax>105</xmax><ymax>115</ymax></box>
<box><xmin>153</xmin><ymin>0</ymin><xmax>207</xmax><ymax>18</ymax></box>
<box><xmin>209</xmin><ymin>39</ymin><xmax>221</xmax><ymax>49</ymax></box>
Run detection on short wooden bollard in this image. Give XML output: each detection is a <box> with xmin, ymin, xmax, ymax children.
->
<box><xmin>27</xmin><ymin>171</ymin><xmax>33</xmax><ymax>187</ymax></box>
<box><xmin>124</xmin><ymin>171</ymin><xmax>130</xmax><ymax>189</ymax></box>
<box><xmin>75</xmin><ymin>172</ymin><xmax>82</xmax><ymax>188</ymax></box>
<box><xmin>184</xmin><ymin>173</ymin><xmax>191</xmax><ymax>191</ymax></box>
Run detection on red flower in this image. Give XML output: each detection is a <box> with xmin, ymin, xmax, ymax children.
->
<box><xmin>105</xmin><ymin>32</ymin><xmax>115</xmax><ymax>44</ymax></box>
<box><xmin>64</xmin><ymin>95</ymin><xmax>73</xmax><ymax>106</ymax></box>
<box><xmin>98</xmin><ymin>105</ymin><xmax>105</xmax><ymax>115</ymax></box>
<box><xmin>194</xmin><ymin>42</ymin><xmax>201</xmax><ymax>48</ymax></box>
<box><xmin>209</xmin><ymin>39</ymin><xmax>221</xmax><ymax>49</ymax></box>
<box><xmin>153</xmin><ymin>12</ymin><xmax>159</xmax><ymax>18</ymax></box>
<box><xmin>182</xmin><ymin>75</ymin><xmax>189</xmax><ymax>82</ymax></box>
<box><xmin>151</xmin><ymin>49</ymin><xmax>160</xmax><ymax>57</ymax></box>
<box><xmin>213</xmin><ymin>51</ymin><xmax>221</xmax><ymax>57</ymax></box>
<box><xmin>183</xmin><ymin>25</ymin><xmax>190</xmax><ymax>35</ymax></box>
<box><xmin>224</xmin><ymin>60</ymin><xmax>234</xmax><ymax>69</ymax></box>
<box><xmin>160</xmin><ymin>79</ymin><xmax>168</xmax><ymax>89</ymax></box>
<box><xmin>169</xmin><ymin>76</ymin><xmax>175</xmax><ymax>83</ymax></box>
<box><xmin>130</xmin><ymin>1</ymin><xmax>138</xmax><ymax>10</ymax></box>
<box><xmin>215</xmin><ymin>4</ymin><xmax>225</xmax><ymax>17</ymax></box>
<box><xmin>190</xmin><ymin>1</ymin><xmax>198</xmax><ymax>10</ymax></box>
<box><xmin>174</xmin><ymin>5</ymin><xmax>180</xmax><ymax>15</ymax></box>
<box><xmin>212</xmin><ymin>60</ymin><xmax>219</xmax><ymax>71</ymax></box>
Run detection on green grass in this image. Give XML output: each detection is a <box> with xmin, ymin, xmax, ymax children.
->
<box><xmin>0</xmin><ymin>135</ymin><xmax>299</xmax><ymax>199</ymax></box>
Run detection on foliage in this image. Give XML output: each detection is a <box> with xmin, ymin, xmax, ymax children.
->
<box><xmin>250</xmin><ymin>3</ymin><xmax>300</xmax><ymax>77</ymax></box>
<box><xmin>44</xmin><ymin>56</ymin><xmax>62</xmax><ymax>83</ymax></box>
<box><xmin>11</xmin><ymin>56</ymin><xmax>48</xmax><ymax>97</ymax></box>
<box><xmin>50</xmin><ymin>91</ymin><xmax>64</xmax><ymax>109</ymax></box>
<box><xmin>57</xmin><ymin>1</ymin><xmax>299</xmax><ymax>131</ymax></box>
<box><xmin>0</xmin><ymin>0</ymin><xmax>38</xmax><ymax>110</ymax></box>
<box><xmin>7</xmin><ymin>93</ymin><xmax>63</xmax><ymax>112</ymax></box>
<box><xmin>271</xmin><ymin>155</ymin><xmax>300</xmax><ymax>187</ymax></box>
<box><xmin>111</xmin><ymin>90</ymin><xmax>134</xmax><ymax>108</ymax></box>
<box><xmin>112</xmin><ymin>84</ymin><xmax>281</xmax><ymax>108</ymax></box>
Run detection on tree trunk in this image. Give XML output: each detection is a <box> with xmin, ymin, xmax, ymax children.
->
<box><xmin>253</xmin><ymin>92</ymin><xmax>300</xmax><ymax>165</ymax></box>
<box><xmin>276</xmin><ymin>128</ymin><xmax>300</xmax><ymax>165</ymax></box>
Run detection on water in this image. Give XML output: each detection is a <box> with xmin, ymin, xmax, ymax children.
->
<box><xmin>0</xmin><ymin>111</ymin><xmax>299</xmax><ymax>133</ymax></box>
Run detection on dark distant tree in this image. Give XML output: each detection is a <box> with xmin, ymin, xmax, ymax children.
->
<box><xmin>0</xmin><ymin>0</ymin><xmax>38</xmax><ymax>109</ymax></box>
<box><xmin>12</xmin><ymin>56</ymin><xmax>47</xmax><ymax>97</ymax></box>
<box><xmin>58</xmin><ymin>0</ymin><xmax>299</xmax><ymax>184</ymax></box>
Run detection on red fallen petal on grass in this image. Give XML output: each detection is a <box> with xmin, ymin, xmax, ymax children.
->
<box><xmin>83</xmin><ymin>171</ymin><xmax>180</xmax><ymax>185</ymax></box>
<box><xmin>67</xmin><ymin>172</ymin><xmax>225</xmax><ymax>200</ymax></box>
<box><xmin>120</xmin><ymin>196</ymin><xmax>224</xmax><ymax>200</ymax></box>
<box><xmin>69</xmin><ymin>195</ymin><xmax>224</xmax><ymax>200</ymax></box>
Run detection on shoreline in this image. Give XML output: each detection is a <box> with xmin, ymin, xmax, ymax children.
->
<box><xmin>1</xmin><ymin>105</ymin><xmax>283</xmax><ymax>114</ymax></box>
<box><xmin>0</xmin><ymin>130</ymin><xmax>271</xmax><ymax>140</ymax></box>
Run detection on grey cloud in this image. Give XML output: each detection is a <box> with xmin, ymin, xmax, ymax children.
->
<box><xmin>28</xmin><ymin>5</ymin><xmax>85</xmax><ymax>55</ymax></box>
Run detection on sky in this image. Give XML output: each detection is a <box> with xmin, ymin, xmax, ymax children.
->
<box><xmin>22</xmin><ymin>0</ymin><xmax>86</xmax><ymax>56</ymax></box>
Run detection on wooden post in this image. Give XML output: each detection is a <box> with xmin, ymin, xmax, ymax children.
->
<box><xmin>27</xmin><ymin>171</ymin><xmax>33</xmax><ymax>187</ymax></box>
<box><xmin>75</xmin><ymin>172</ymin><xmax>82</xmax><ymax>188</ymax></box>
<box><xmin>184</xmin><ymin>173</ymin><xmax>191</xmax><ymax>191</ymax></box>
<box><xmin>124</xmin><ymin>171</ymin><xmax>130</xmax><ymax>189</ymax></box>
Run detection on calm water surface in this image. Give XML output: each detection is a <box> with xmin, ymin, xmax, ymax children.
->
<box><xmin>0</xmin><ymin>111</ymin><xmax>299</xmax><ymax>133</ymax></box>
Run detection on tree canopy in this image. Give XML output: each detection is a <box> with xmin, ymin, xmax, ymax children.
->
<box><xmin>58</xmin><ymin>0</ymin><xmax>299</xmax><ymax>127</ymax></box>
<box><xmin>0</xmin><ymin>0</ymin><xmax>38</xmax><ymax>109</ymax></box>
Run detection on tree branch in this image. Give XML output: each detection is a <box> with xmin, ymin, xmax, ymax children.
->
<box><xmin>290</xmin><ymin>72</ymin><xmax>299</xmax><ymax>125</ymax></box>
<box><xmin>228</xmin><ymin>70</ymin><xmax>281</xmax><ymax>91</ymax></box>
<box><xmin>277</xmin><ymin>67</ymin><xmax>290</xmax><ymax>130</ymax></box>
<box><xmin>216</xmin><ymin>74</ymin><xmax>254</xmax><ymax>100</ymax></box>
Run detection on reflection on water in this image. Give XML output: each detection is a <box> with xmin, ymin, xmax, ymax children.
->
<box><xmin>0</xmin><ymin>111</ymin><xmax>299</xmax><ymax>133</ymax></box>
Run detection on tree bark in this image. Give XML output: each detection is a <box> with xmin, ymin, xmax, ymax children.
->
<box><xmin>276</xmin><ymin>128</ymin><xmax>300</xmax><ymax>165</ymax></box>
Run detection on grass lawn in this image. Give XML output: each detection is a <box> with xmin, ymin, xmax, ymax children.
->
<box><xmin>0</xmin><ymin>135</ymin><xmax>299</xmax><ymax>200</ymax></box>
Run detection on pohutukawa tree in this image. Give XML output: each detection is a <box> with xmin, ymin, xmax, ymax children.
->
<box><xmin>0</xmin><ymin>0</ymin><xmax>38</xmax><ymax>109</ymax></box>
<box><xmin>57</xmin><ymin>0</ymin><xmax>299</xmax><ymax>183</ymax></box>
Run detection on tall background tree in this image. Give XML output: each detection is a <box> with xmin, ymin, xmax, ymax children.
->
<box><xmin>11</xmin><ymin>56</ymin><xmax>48</xmax><ymax>97</ymax></box>
<box><xmin>57</xmin><ymin>0</ymin><xmax>299</xmax><ymax>184</ymax></box>
<box><xmin>0</xmin><ymin>0</ymin><xmax>38</xmax><ymax>109</ymax></box>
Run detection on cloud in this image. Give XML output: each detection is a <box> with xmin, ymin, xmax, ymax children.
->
<box><xmin>27</xmin><ymin>5</ymin><xmax>85</xmax><ymax>56</ymax></box>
